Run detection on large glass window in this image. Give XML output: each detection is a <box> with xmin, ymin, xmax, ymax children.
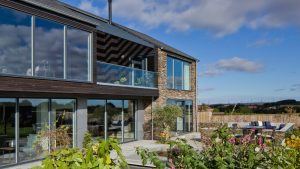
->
<box><xmin>0</xmin><ymin>6</ymin><xmax>31</xmax><ymax>76</ymax></box>
<box><xmin>106</xmin><ymin>100</ymin><xmax>123</xmax><ymax>142</ymax></box>
<box><xmin>0</xmin><ymin>5</ymin><xmax>91</xmax><ymax>82</ymax></box>
<box><xmin>166</xmin><ymin>56</ymin><xmax>191</xmax><ymax>90</ymax></box>
<box><xmin>19</xmin><ymin>99</ymin><xmax>49</xmax><ymax>162</ymax></box>
<box><xmin>123</xmin><ymin>100</ymin><xmax>135</xmax><ymax>142</ymax></box>
<box><xmin>67</xmin><ymin>27</ymin><xmax>90</xmax><ymax>81</ymax></box>
<box><xmin>167</xmin><ymin>99</ymin><xmax>193</xmax><ymax>132</ymax></box>
<box><xmin>87</xmin><ymin>100</ymin><xmax>105</xmax><ymax>140</ymax></box>
<box><xmin>35</xmin><ymin>18</ymin><xmax>64</xmax><ymax>78</ymax></box>
<box><xmin>0</xmin><ymin>99</ymin><xmax>16</xmax><ymax>167</ymax></box>
<box><xmin>51</xmin><ymin>99</ymin><xmax>75</xmax><ymax>149</ymax></box>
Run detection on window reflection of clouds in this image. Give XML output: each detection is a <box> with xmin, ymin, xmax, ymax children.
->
<box><xmin>67</xmin><ymin>28</ymin><xmax>89</xmax><ymax>81</ymax></box>
<box><xmin>0</xmin><ymin>6</ymin><xmax>31</xmax><ymax>75</ymax></box>
<box><xmin>35</xmin><ymin>18</ymin><xmax>64</xmax><ymax>78</ymax></box>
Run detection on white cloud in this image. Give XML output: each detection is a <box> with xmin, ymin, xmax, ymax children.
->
<box><xmin>78</xmin><ymin>0</ymin><xmax>101</xmax><ymax>16</ymax></box>
<box><xmin>77</xmin><ymin>0</ymin><xmax>300</xmax><ymax>37</ymax></box>
<box><xmin>248</xmin><ymin>38</ymin><xmax>282</xmax><ymax>48</ymax></box>
<box><xmin>202</xmin><ymin>57</ymin><xmax>263</xmax><ymax>77</ymax></box>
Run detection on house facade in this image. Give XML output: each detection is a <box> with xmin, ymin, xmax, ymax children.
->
<box><xmin>0</xmin><ymin>0</ymin><xmax>198</xmax><ymax>167</ymax></box>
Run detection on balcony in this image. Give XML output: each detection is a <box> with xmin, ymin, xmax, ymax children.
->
<box><xmin>96</xmin><ymin>62</ymin><xmax>158</xmax><ymax>89</ymax></box>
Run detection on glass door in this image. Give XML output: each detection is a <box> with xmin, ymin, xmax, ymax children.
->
<box><xmin>106</xmin><ymin>100</ymin><xmax>123</xmax><ymax>142</ymax></box>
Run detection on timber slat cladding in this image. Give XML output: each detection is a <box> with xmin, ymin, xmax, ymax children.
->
<box><xmin>0</xmin><ymin>76</ymin><xmax>158</xmax><ymax>97</ymax></box>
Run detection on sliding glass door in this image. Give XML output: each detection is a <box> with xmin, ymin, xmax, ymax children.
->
<box><xmin>0</xmin><ymin>99</ymin><xmax>16</xmax><ymax>167</ymax></box>
<box><xmin>87</xmin><ymin>100</ymin><xmax>105</xmax><ymax>140</ymax></box>
<box><xmin>19</xmin><ymin>99</ymin><xmax>49</xmax><ymax>162</ymax></box>
<box><xmin>106</xmin><ymin>100</ymin><xmax>123</xmax><ymax>142</ymax></box>
<box><xmin>51</xmin><ymin>99</ymin><xmax>75</xmax><ymax>149</ymax></box>
<box><xmin>87</xmin><ymin>99</ymin><xmax>136</xmax><ymax>143</ymax></box>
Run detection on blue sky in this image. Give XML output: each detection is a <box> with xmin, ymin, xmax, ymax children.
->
<box><xmin>62</xmin><ymin>0</ymin><xmax>300</xmax><ymax>104</ymax></box>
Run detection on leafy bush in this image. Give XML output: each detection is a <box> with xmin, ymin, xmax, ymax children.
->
<box><xmin>34</xmin><ymin>138</ymin><xmax>127</xmax><ymax>169</ymax></box>
<box><xmin>153</xmin><ymin>105</ymin><xmax>182</xmax><ymax>131</ymax></box>
<box><xmin>137</xmin><ymin>125</ymin><xmax>300</xmax><ymax>169</ymax></box>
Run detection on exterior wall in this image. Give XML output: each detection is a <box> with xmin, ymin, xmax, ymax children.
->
<box><xmin>144</xmin><ymin>49</ymin><xmax>197</xmax><ymax>139</ymax></box>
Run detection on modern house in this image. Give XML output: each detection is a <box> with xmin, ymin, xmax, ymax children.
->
<box><xmin>0</xmin><ymin>0</ymin><xmax>198</xmax><ymax>167</ymax></box>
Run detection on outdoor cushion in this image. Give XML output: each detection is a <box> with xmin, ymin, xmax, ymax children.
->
<box><xmin>265</xmin><ymin>121</ymin><xmax>272</xmax><ymax>127</ymax></box>
<box><xmin>258</xmin><ymin>121</ymin><xmax>263</xmax><ymax>126</ymax></box>
<box><xmin>278</xmin><ymin>124</ymin><xmax>286</xmax><ymax>130</ymax></box>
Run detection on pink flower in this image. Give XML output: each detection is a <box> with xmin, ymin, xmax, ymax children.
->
<box><xmin>170</xmin><ymin>166</ymin><xmax>175</xmax><ymax>169</ymax></box>
<box><xmin>168</xmin><ymin>158</ymin><xmax>173</xmax><ymax>163</ymax></box>
<box><xmin>241</xmin><ymin>135</ymin><xmax>251</xmax><ymax>144</ymax></box>
<box><xmin>228</xmin><ymin>137</ymin><xmax>236</xmax><ymax>144</ymax></box>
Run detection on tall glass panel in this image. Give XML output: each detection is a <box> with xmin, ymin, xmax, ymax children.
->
<box><xmin>19</xmin><ymin>99</ymin><xmax>49</xmax><ymax>162</ymax></box>
<box><xmin>51</xmin><ymin>99</ymin><xmax>75</xmax><ymax>149</ymax></box>
<box><xmin>183</xmin><ymin>62</ymin><xmax>190</xmax><ymax>90</ymax></box>
<box><xmin>184</xmin><ymin>101</ymin><xmax>193</xmax><ymax>132</ymax></box>
<box><xmin>35</xmin><ymin>18</ymin><xmax>64</xmax><ymax>78</ymax></box>
<box><xmin>67</xmin><ymin>27</ymin><xmax>90</xmax><ymax>81</ymax></box>
<box><xmin>0</xmin><ymin>6</ymin><xmax>31</xmax><ymax>76</ymax></box>
<box><xmin>123</xmin><ymin>100</ymin><xmax>135</xmax><ymax>142</ymax></box>
<box><xmin>87</xmin><ymin>100</ymin><xmax>105</xmax><ymax>140</ymax></box>
<box><xmin>167</xmin><ymin>57</ymin><xmax>173</xmax><ymax>89</ymax></box>
<box><xmin>0</xmin><ymin>99</ymin><xmax>16</xmax><ymax>166</ymax></box>
<box><xmin>174</xmin><ymin>59</ymin><xmax>183</xmax><ymax>90</ymax></box>
<box><xmin>106</xmin><ymin>100</ymin><xmax>122</xmax><ymax>142</ymax></box>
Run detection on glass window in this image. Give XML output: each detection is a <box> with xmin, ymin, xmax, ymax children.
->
<box><xmin>123</xmin><ymin>100</ymin><xmax>135</xmax><ymax>142</ymax></box>
<box><xmin>106</xmin><ymin>100</ymin><xmax>122</xmax><ymax>142</ymax></box>
<box><xmin>167</xmin><ymin>56</ymin><xmax>191</xmax><ymax>90</ymax></box>
<box><xmin>35</xmin><ymin>18</ymin><xmax>64</xmax><ymax>78</ymax></box>
<box><xmin>67</xmin><ymin>27</ymin><xmax>90</xmax><ymax>81</ymax></box>
<box><xmin>183</xmin><ymin>62</ymin><xmax>191</xmax><ymax>90</ymax></box>
<box><xmin>87</xmin><ymin>100</ymin><xmax>105</xmax><ymax>140</ymax></box>
<box><xmin>0</xmin><ymin>6</ymin><xmax>31</xmax><ymax>76</ymax></box>
<box><xmin>167</xmin><ymin>57</ymin><xmax>173</xmax><ymax>88</ymax></box>
<box><xmin>167</xmin><ymin>99</ymin><xmax>193</xmax><ymax>132</ymax></box>
<box><xmin>174</xmin><ymin>59</ymin><xmax>183</xmax><ymax>90</ymax></box>
<box><xmin>19</xmin><ymin>99</ymin><xmax>49</xmax><ymax>162</ymax></box>
<box><xmin>0</xmin><ymin>98</ymin><xmax>16</xmax><ymax>166</ymax></box>
<box><xmin>51</xmin><ymin>99</ymin><xmax>75</xmax><ymax>149</ymax></box>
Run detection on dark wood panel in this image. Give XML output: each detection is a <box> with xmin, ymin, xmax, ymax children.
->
<box><xmin>0</xmin><ymin>76</ymin><xmax>158</xmax><ymax>98</ymax></box>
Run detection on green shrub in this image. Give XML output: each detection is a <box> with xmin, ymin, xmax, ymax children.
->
<box><xmin>35</xmin><ymin>138</ymin><xmax>127</xmax><ymax>169</ymax></box>
<box><xmin>153</xmin><ymin>105</ymin><xmax>182</xmax><ymax>131</ymax></box>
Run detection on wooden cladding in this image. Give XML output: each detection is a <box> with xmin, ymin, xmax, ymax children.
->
<box><xmin>96</xmin><ymin>31</ymin><xmax>155</xmax><ymax>71</ymax></box>
<box><xmin>0</xmin><ymin>76</ymin><xmax>158</xmax><ymax>98</ymax></box>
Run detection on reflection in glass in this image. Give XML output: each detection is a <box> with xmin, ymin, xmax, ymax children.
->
<box><xmin>167</xmin><ymin>57</ymin><xmax>173</xmax><ymax>88</ymax></box>
<box><xmin>35</xmin><ymin>18</ymin><xmax>64</xmax><ymax>78</ymax></box>
<box><xmin>19</xmin><ymin>99</ymin><xmax>49</xmax><ymax>162</ymax></box>
<box><xmin>183</xmin><ymin>63</ymin><xmax>190</xmax><ymax>90</ymax></box>
<box><xmin>167</xmin><ymin>99</ymin><xmax>193</xmax><ymax>132</ymax></box>
<box><xmin>0</xmin><ymin>99</ymin><xmax>16</xmax><ymax>166</ymax></box>
<box><xmin>67</xmin><ymin>27</ymin><xmax>90</xmax><ymax>81</ymax></box>
<box><xmin>106</xmin><ymin>100</ymin><xmax>122</xmax><ymax>142</ymax></box>
<box><xmin>51</xmin><ymin>99</ymin><xmax>75</xmax><ymax>149</ymax></box>
<box><xmin>87</xmin><ymin>100</ymin><xmax>105</xmax><ymax>140</ymax></box>
<box><xmin>123</xmin><ymin>100</ymin><xmax>135</xmax><ymax>142</ymax></box>
<box><xmin>174</xmin><ymin>59</ymin><xmax>183</xmax><ymax>90</ymax></box>
<box><xmin>0</xmin><ymin>6</ymin><xmax>31</xmax><ymax>76</ymax></box>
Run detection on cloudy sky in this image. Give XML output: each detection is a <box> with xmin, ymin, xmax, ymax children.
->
<box><xmin>62</xmin><ymin>0</ymin><xmax>300</xmax><ymax>104</ymax></box>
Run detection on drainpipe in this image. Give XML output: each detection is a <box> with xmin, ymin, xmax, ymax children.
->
<box><xmin>196</xmin><ymin>61</ymin><xmax>199</xmax><ymax>132</ymax></box>
<box><xmin>151</xmin><ymin>96</ymin><xmax>154</xmax><ymax>140</ymax></box>
<box><xmin>108</xmin><ymin>0</ymin><xmax>112</xmax><ymax>24</ymax></box>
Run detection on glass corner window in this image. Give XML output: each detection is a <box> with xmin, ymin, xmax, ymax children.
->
<box><xmin>167</xmin><ymin>56</ymin><xmax>191</xmax><ymax>90</ymax></box>
<box><xmin>0</xmin><ymin>5</ymin><xmax>92</xmax><ymax>82</ymax></box>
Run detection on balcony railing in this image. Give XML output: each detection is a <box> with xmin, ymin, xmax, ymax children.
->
<box><xmin>96</xmin><ymin>61</ymin><xmax>158</xmax><ymax>88</ymax></box>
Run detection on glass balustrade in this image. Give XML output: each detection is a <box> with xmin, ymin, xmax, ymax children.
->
<box><xmin>97</xmin><ymin>62</ymin><xmax>158</xmax><ymax>88</ymax></box>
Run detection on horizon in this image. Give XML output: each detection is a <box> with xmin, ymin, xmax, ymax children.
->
<box><xmin>62</xmin><ymin>0</ymin><xmax>300</xmax><ymax>104</ymax></box>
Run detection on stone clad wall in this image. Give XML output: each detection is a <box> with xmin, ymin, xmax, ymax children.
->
<box><xmin>143</xmin><ymin>48</ymin><xmax>197</xmax><ymax>139</ymax></box>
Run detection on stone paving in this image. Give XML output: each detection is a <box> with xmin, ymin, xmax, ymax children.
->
<box><xmin>5</xmin><ymin>132</ymin><xmax>203</xmax><ymax>169</ymax></box>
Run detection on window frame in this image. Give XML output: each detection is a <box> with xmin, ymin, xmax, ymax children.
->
<box><xmin>0</xmin><ymin>5</ymin><xmax>93</xmax><ymax>83</ymax></box>
<box><xmin>166</xmin><ymin>56</ymin><xmax>191</xmax><ymax>91</ymax></box>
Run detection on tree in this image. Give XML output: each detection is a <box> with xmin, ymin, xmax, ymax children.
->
<box><xmin>153</xmin><ymin>105</ymin><xmax>182</xmax><ymax>131</ymax></box>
